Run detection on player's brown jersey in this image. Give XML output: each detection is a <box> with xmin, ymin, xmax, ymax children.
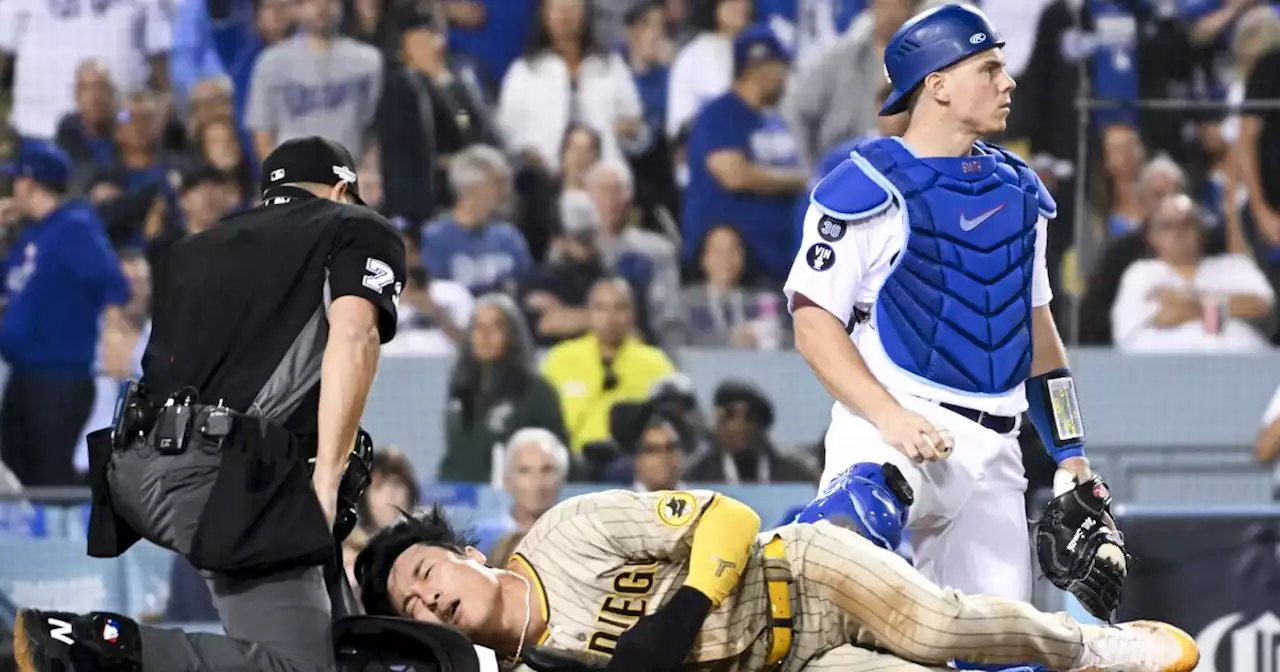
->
<box><xmin>508</xmin><ymin>489</ymin><xmax>772</xmax><ymax>667</ymax></box>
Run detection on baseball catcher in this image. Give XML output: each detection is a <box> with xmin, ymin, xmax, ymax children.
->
<box><xmin>355</xmin><ymin>489</ymin><xmax>1197</xmax><ymax>672</ymax></box>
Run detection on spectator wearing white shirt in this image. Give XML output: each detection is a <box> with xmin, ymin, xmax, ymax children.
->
<box><xmin>384</xmin><ymin>265</ymin><xmax>476</xmax><ymax>357</ymax></box>
<box><xmin>0</xmin><ymin>0</ymin><xmax>172</xmax><ymax>140</ymax></box>
<box><xmin>496</xmin><ymin>0</ymin><xmax>647</xmax><ymax>174</ymax></box>
<box><xmin>1112</xmin><ymin>194</ymin><xmax>1275</xmax><ymax>353</ymax></box>
<box><xmin>665</xmin><ymin>0</ymin><xmax>751</xmax><ymax>142</ymax></box>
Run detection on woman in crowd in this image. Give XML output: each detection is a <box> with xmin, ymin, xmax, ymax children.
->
<box><xmin>496</xmin><ymin>0</ymin><xmax>647</xmax><ymax>174</ymax></box>
<box><xmin>438</xmin><ymin>294</ymin><xmax>568</xmax><ymax>482</ymax></box>
<box><xmin>559</xmin><ymin>123</ymin><xmax>603</xmax><ymax>192</ymax></box>
<box><xmin>1098</xmin><ymin>124</ymin><xmax>1150</xmax><ymax>236</ymax></box>
<box><xmin>357</xmin><ymin>448</ymin><xmax>421</xmax><ymax>535</ymax></box>
<box><xmin>196</xmin><ymin>118</ymin><xmax>256</xmax><ymax>208</ymax></box>
<box><xmin>1112</xmin><ymin>194</ymin><xmax>1274</xmax><ymax>352</ymax></box>
<box><xmin>343</xmin><ymin>0</ymin><xmax>400</xmax><ymax>62</ymax></box>
<box><xmin>516</xmin><ymin>123</ymin><xmax>604</xmax><ymax>264</ymax></box>
<box><xmin>674</xmin><ymin>225</ymin><xmax>789</xmax><ymax>349</ymax></box>
<box><xmin>665</xmin><ymin>0</ymin><xmax>751</xmax><ymax>142</ymax></box>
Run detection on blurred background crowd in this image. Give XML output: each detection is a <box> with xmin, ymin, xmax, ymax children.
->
<box><xmin>1</xmin><ymin>0</ymin><xmax>1280</xmax><ymax>654</ymax></box>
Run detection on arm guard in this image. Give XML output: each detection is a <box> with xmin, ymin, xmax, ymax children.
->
<box><xmin>1026</xmin><ymin>367</ymin><xmax>1086</xmax><ymax>463</ymax></box>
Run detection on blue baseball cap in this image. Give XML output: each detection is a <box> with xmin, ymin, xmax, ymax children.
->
<box><xmin>733</xmin><ymin>25</ymin><xmax>791</xmax><ymax>76</ymax></box>
<box><xmin>2</xmin><ymin>139</ymin><xmax>71</xmax><ymax>192</ymax></box>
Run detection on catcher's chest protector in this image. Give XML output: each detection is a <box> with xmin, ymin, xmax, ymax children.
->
<box><xmin>857</xmin><ymin>138</ymin><xmax>1041</xmax><ymax>395</ymax></box>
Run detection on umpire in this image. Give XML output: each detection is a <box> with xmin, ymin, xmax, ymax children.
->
<box><xmin>13</xmin><ymin>137</ymin><xmax>406</xmax><ymax>672</ymax></box>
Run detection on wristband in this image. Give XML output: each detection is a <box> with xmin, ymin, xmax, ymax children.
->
<box><xmin>1026</xmin><ymin>367</ymin><xmax>1086</xmax><ymax>463</ymax></box>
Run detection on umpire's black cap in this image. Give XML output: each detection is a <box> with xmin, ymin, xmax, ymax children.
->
<box><xmin>260</xmin><ymin>136</ymin><xmax>366</xmax><ymax>205</ymax></box>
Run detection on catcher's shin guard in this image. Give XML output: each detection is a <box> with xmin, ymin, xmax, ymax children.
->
<box><xmin>796</xmin><ymin>462</ymin><xmax>914</xmax><ymax>551</ymax></box>
<box><xmin>14</xmin><ymin>609</ymin><xmax>143</xmax><ymax>672</ymax></box>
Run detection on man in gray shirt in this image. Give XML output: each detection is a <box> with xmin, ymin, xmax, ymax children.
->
<box><xmin>246</xmin><ymin>0</ymin><xmax>383</xmax><ymax>162</ymax></box>
<box><xmin>781</xmin><ymin>0</ymin><xmax>917</xmax><ymax>170</ymax></box>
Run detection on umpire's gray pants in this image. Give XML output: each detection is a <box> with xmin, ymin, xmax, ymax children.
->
<box><xmin>108</xmin><ymin>440</ymin><xmax>336</xmax><ymax>672</ymax></box>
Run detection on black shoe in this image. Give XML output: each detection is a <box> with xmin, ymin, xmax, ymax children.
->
<box><xmin>14</xmin><ymin>608</ymin><xmax>142</xmax><ymax>672</ymax></box>
<box><xmin>13</xmin><ymin>608</ymin><xmax>77</xmax><ymax>672</ymax></box>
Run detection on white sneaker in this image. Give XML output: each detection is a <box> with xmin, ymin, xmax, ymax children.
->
<box><xmin>1070</xmin><ymin>621</ymin><xmax>1200</xmax><ymax>672</ymax></box>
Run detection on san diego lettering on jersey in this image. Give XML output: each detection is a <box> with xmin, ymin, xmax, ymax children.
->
<box><xmin>587</xmin><ymin>562</ymin><xmax>659</xmax><ymax>655</ymax></box>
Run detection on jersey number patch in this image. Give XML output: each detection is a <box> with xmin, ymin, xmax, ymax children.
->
<box><xmin>362</xmin><ymin>258</ymin><xmax>395</xmax><ymax>293</ymax></box>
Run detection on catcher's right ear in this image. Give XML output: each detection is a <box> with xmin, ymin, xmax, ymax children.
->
<box><xmin>464</xmin><ymin>546</ymin><xmax>487</xmax><ymax>564</ymax></box>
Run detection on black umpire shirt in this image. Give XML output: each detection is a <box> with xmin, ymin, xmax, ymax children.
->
<box><xmin>140</xmin><ymin>187</ymin><xmax>406</xmax><ymax>434</ymax></box>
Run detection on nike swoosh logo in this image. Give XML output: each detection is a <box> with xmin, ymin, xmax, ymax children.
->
<box><xmin>959</xmin><ymin>205</ymin><xmax>1005</xmax><ymax>231</ymax></box>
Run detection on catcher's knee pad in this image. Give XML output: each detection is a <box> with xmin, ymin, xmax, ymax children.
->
<box><xmin>796</xmin><ymin>462</ymin><xmax>914</xmax><ymax>550</ymax></box>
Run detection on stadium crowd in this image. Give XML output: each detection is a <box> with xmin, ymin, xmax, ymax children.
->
<box><xmin>0</xmin><ymin>0</ymin><xmax>1276</xmax><ymax>649</ymax></box>
<box><xmin>0</xmin><ymin>0</ymin><xmax>1278</xmax><ymax>535</ymax></box>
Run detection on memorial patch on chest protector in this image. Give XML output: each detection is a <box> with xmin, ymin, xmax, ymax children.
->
<box><xmin>806</xmin><ymin>243</ymin><xmax>835</xmax><ymax>271</ymax></box>
<box><xmin>817</xmin><ymin>216</ymin><xmax>848</xmax><ymax>242</ymax></box>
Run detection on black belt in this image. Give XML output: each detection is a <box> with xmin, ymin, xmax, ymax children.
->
<box><xmin>939</xmin><ymin>402</ymin><xmax>1019</xmax><ymax>434</ymax></box>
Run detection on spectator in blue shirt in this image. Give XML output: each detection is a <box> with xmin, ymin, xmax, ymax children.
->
<box><xmin>0</xmin><ymin>141</ymin><xmax>130</xmax><ymax>487</ymax></box>
<box><xmin>682</xmin><ymin>25</ymin><xmax>807</xmax><ymax>281</ymax></box>
<box><xmin>422</xmin><ymin>145</ymin><xmax>533</xmax><ymax>296</ymax></box>
<box><xmin>444</xmin><ymin>0</ymin><xmax>539</xmax><ymax>90</ymax></box>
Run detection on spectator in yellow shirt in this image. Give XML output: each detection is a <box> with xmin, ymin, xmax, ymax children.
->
<box><xmin>541</xmin><ymin>277</ymin><xmax>675</xmax><ymax>452</ymax></box>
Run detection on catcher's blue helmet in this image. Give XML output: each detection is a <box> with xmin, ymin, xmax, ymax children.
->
<box><xmin>879</xmin><ymin>3</ymin><xmax>1005</xmax><ymax>116</ymax></box>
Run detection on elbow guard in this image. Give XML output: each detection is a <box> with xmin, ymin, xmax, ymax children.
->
<box><xmin>1026</xmin><ymin>367</ymin><xmax>1087</xmax><ymax>463</ymax></box>
<box><xmin>683</xmin><ymin>495</ymin><xmax>761</xmax><ymax>607</ymax></box>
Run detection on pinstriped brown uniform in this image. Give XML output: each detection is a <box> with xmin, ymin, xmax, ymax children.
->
<box><xmin>507</xmin><ymin>490</ymin><xmax>1086</xmax><ymax>672</ymax></box>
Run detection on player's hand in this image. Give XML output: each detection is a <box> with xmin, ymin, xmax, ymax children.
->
<box><xmin>875</xmin><ymin>405</ymin><xmax>953</xmax><ymax>463</ymax></box>
<box><xmin>1057</xmin><ymin>456</ymin><xmax>1094</xmax><ymax>490</ymax></box>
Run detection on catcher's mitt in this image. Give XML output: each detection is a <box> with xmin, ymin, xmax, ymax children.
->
<box><xmin>1033</xmin><ymin>474</ymin><xmax>1130</xmax><ymax>622</ymax></box>
<box><xmin>521</xmin><ymin>646</ymin><xmax>609</xmax><ymax>672</ymax></box>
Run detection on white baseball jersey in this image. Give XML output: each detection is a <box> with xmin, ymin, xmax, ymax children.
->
<box><xmin>783</xmin><ymin>199</ymin><xmax>1053</xmax><ymax>417</ymax></box>
<box><xmin>0</xmin><ymin>0</ymin><xmax>172</xmax><ymax>138</ymax></box>
<box><xmin>783</xmin><ymin>148</ymin><xmax>1054</xmax><ymax>600</ymax></box>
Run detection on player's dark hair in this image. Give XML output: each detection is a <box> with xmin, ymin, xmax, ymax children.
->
<box><xmin>355</xmin><ymin>503</ymin><xmax>479</xmax><ymax>616</ymax></box>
